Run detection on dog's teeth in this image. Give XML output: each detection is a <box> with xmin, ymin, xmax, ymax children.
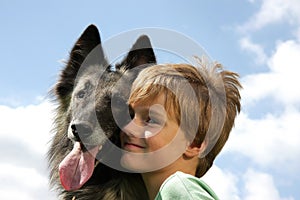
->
<box><xmin>98</xmin><ymin>146</ymin><xmax>102</xmax><ymax>151</ymax></box>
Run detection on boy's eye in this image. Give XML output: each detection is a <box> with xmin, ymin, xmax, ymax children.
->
<box><xmin>145</xmin><ymin>117</ymin><xmax>160</xmax><ymax>125</ymax></box>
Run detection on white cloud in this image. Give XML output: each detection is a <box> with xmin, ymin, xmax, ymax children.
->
<box><xmin>242</xmin><ymin>39</ymin><xmax>300</xmax><ymax>106</ymax></box>
<box><xmin>202</xmin><ymin>165</ymin><xmax>240</xmax><ymax>200</ymax></box>
<box><xmin>0</xmin><ymin>101</ymin><xmax>54</xmax><ymax>153</ymax></box>
<box><xmin>239</xmin><ymin>37</ymin><xmax>268</xmax><ymax>65</ymax></box>
<box><xmin>230</xmin><ymin>38</ymin><xmax>300</xmax><ymax>172</ymax></box>
<box><xmin>0</xmin><ymin>164</ymin><xmax>56</xmax><ymax>200</ymax></box>
<box><xmin>227</xmin><ymin>110</ymin><xmax>300</xmax><ymax>172</ymax></box>
<box><xmin>243</xmin><ymin>169</ymin><xmax>294</xmax><ymax>200</ymax></box>
<box><xmin>239</xmin><ymin>0</ymin><xmax>300</xmax><ymax>32</ymax></box>
<box><xmin>228</xmin><ymin>2</ymin><xmax>300</xmax><ymax>197</ymax></box>
<box><xmin>0</xmin><ymin>101</ymin><xmax>56</xmax><ymax>200</ymax></box>
<box><xmin>225</xmin><ymin>32</ymin><xmax>300</xmax><ymax>180</ymax></box>
<box><xmin>203</xmin><ymin>166</ymin><xmax>294</xmax><ymax>200</ymax></box>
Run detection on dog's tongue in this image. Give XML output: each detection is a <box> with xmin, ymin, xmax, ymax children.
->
<box><xmin>58</xmin><ymin>142</ymin><xmax>99</xmax><ymax>191</ymax></box>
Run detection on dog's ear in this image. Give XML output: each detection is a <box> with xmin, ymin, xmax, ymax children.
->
<box><xmin>116</xmin><ymin>35</ymin><xmax>156</xmax><ymax>69</ymax></box>
<box><xmin>55</xmin><ymin>24</ymin><xmax>106</xmax><ymax>99</ymax></box>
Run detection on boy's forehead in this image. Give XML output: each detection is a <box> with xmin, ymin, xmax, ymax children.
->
<box><xmin>131</xmin><ymin>93</ymin><xmax>166</xmax><ymax>109</ymax></box>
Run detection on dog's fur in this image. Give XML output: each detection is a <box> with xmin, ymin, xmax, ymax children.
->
<box><xmin>48</xmin><ymin>25</ymin><xmax>156</xmax><ymax>199</ymax></box>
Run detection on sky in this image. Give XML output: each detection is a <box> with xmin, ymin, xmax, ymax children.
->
<box><xmin>0</xmin><ymin>0</ymin><xmax>300</xmax><ymax>199</ymax></box>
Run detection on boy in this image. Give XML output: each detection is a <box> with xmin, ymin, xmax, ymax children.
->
<box><xmin>120</xmin><ymin>60</ymin><xmax>241</xmax><ymax>200</ymax></box>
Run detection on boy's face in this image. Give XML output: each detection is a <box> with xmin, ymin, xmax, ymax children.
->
<box><xmin>120</xmin><ymin>93</ymin><xmax>189</xmax><ymax>172</ymax></box>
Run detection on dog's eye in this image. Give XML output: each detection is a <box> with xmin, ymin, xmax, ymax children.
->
<box><xmin>77</xmin><ymin>90</ymin><xmax>85</xmax><ymax>98</ymax></box>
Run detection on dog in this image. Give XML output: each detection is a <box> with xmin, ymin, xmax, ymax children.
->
<box><xmin>48</xmin><ymin>24</ymin><xmax>156</xmax><ymax>199</ymax></box>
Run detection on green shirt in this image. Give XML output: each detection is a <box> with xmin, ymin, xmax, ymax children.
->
<box><xmin>155</xmin><ymin>171</ymin><xmax>219</xmax><ymax>200</ymax></box>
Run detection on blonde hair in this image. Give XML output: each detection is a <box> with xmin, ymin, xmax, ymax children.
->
<box><xmin>128</xmin><ymin>60</ymin><xmax>242</xmax><ymax>177</ymax></box>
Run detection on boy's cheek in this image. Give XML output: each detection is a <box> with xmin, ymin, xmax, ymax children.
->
<box><xmin>119</xmin><ymin>131</ymin><xmax>126</xmax><ymax>145</ymax></box>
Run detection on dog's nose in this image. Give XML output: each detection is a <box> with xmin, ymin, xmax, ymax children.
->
<box><xmin>71</xmin><ymin>123</ymin><xmax>93</xmax><ymax>141</ymax></box>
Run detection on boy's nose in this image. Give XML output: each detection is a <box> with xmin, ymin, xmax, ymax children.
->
<box><xmin>122</xmin><ymin>119</ymin><xmax>145</xmax><ymax>138</ymax></box>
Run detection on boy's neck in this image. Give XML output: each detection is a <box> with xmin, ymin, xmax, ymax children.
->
<box><xmin>142</xmin><ymin>168</ymin><xmax>175</xmax><ymax>200</ymax></box>
<box><xmin>142</xmin><ymin>156</ymin><xmax>197</xmax><ymax>200</ymax></box>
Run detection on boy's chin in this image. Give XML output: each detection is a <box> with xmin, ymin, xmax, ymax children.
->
<box><xmin>120</xmin><ymin>152</ymin><xmax>175</xmax><ymax>173</ymax></box>
<box><xmin>120</xmin><ymin>153</ymin><xmax>158</xmax><ymax>173</ymax></box>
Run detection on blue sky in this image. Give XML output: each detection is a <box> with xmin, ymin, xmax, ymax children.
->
<box><xmin>1</xmin><ymin>0</ymin><xmax>300</xmax><ymax>199</ymax></box>
<box><xmin>0</xmin><ymin>0</ymin><xmax>256</xmax><ymax>106</ymax></box>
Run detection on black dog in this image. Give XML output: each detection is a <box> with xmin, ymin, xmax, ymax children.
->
<box><xmin>48</xmin><ymin>24</ymin><xmax>156</xmax><ymax>199</ymax></box>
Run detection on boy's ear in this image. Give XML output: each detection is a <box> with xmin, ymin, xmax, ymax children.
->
<box><xmin>116</xmin><ymin>35</ymin><xmax>156</xmax><ymax>69</ymax></box>
<box><xmin>184</xmin><ymin>141</ymin><xmax>207</xmax><ymax>158</ymax></box>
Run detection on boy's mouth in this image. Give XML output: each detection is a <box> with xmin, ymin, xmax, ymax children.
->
<box><xmin>123</xmin><ymin>142</ymin><xmax>146</xmax><ymax>152</ymax></box>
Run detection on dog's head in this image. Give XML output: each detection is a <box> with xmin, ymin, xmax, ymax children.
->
<box><xmin>52</xmin><ymin>25</ymin><xmax>156</xmax><ymax>191</ymax></box>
